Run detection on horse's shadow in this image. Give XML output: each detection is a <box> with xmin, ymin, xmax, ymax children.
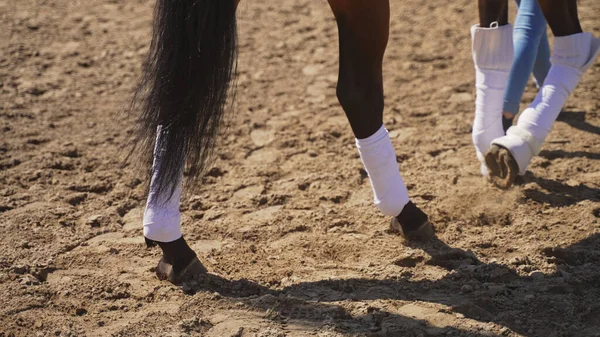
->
<box><xmin>539</xmin><ymin>149</ymin><xmax>600</xmax><ymax>161</ymax></box>
<box><xmin>184</xmin><ymin>259</ymin><xmax>506</xmax><ymax>336</ymax></box>
<box><xmin>557</xmin><ymin>110</ymin><xmax>600</xmax><ymax>136</ymax></box>
<box><xmin>520</xmin><ymin>174</ymin><xmax>600</xmax><ymax>207</ymax></box>
<box><xmin>520</xmin><ymin>109</ymin><xmax>600</xmax><ymax>208</ymax></box>
<box><xmin>183</xmin><ymin>233</ymin><xmax>600</xmax><ymax>336</ymax></box>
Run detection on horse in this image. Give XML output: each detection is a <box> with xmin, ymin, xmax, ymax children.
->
<box><xmin>129</xmin><ymin>0</ymin><xmax>599</xmax><ymax>284</ymax></box>
<box><xmin>474</xmin><ymin>0</ymin><xmax>600</xmax><ymax>188</ymax></box>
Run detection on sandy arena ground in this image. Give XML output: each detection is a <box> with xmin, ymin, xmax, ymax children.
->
<box><xmin>1</xmin><ymin>0</ymin><xmax>599</xmax><ymax>336</ymax></box>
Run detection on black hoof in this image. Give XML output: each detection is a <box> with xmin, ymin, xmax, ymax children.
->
<box><xmin>156</xmin><ymin>256</ymin><xmax>207</xmax><ymax>285</ymax></box>
<box><xmin>146</xmin><ymin>236</ymin><xmax>207</xmax><ymax>285</ymax></box>
<box><xmin>390</xmin><ymin>201</ymin><xmax>434</xmax><ymax>241</ymax></box>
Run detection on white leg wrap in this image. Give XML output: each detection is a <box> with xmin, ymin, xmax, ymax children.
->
<box><xmin>143</xmin><ymin>126</ymin><xmax>183</xmax><ymax>243</ymax></box>
<box><xmin>492</xmin><ymin>32</ymin><xmax>600</xmax><ymax>174</ymax></box>
<box><xmin>471</xmin><ymin>24</ymin><xmax>513</xmax><ymax>176</ymax></box>
<box><xmin>356</xmin><ymin>125</ymin><xmax>409</xmax><ymax>217</ymax></box>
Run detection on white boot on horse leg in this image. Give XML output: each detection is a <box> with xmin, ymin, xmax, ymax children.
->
<box><xmin>144</xmin><ymin>126</ymin><xmax>184</xmax><ymax>243</ymax></box>
<box><xmin>487</xmin><ymin>32</ymin><xmax>600</xmax><ymax>188</ymax></box>
<box><xmin>356</xmin><ymin>125</ymin><xmax>433</xmax><ymax>240</ymax></box>
<box><xmin>144</xmin><ymin>127</ymin><xmax>206</xmax><ymax>284</ymax></box>
<box><xmin>471</xmin><ymin>23</ymin><xmax>514</xmax><ymax>176</ymax></box>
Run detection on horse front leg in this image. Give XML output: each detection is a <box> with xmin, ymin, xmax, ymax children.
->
<box><xmin>485</xmin><ymin>0</ymin><xmax>600</xmax><ymax>188</ymax></box>
<box><xmin>470</xmin><ymin>0</ymin><xmax>515</xmax><ymax>180</ymax></box>
<box><xmin>477</xmin><ymin>0</ymin><xmax>508</xmax><ymax>28</ymax></box>
<box><xmin>327</xmin><ymin>0</ymin><xmax>433</xmax><ymax>241</ymax></box>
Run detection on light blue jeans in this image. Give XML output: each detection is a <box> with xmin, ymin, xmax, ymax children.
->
<box><xmin>503</xmin><ymin>0</ymin><xmax>551</xmax><ymax>116</ymax></box>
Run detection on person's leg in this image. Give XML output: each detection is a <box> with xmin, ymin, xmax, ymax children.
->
<box><xmin>486</xmin><ymin>0</ymin><xmax>600</xmax><ymax>188</ymax></box>
<box><xmin>327</xmin><ymin>0</ymin><xmax>432</xmax><ymax>240</ymax></box>
<box><xmin>502</xmin><ymin>0</ymin><xmax>549</xmax><ymax>130</ymax></box>
<box><xmin>472</xmin><ymin>0</ymin><xmax>513</xmax><ymax>176</ymax></box>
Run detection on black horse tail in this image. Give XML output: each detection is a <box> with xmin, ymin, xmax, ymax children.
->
<box><xmin>130</xmin><ymin>0</ymin><xmax>237</xmax><ymax>198</ymax></box>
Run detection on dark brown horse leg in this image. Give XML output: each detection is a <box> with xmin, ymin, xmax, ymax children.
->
<box><xmin>327</xmin><ymin>0</ymin><xmax>388</xmax><ymax>139</ymax></box>
<box><xmin>486</xmin><ymin>0</ymin><xmax>599</xmax><ymax>188</ymax></box>
<box><xmin>537</xmin><ymin>0</ymin><xmax>582</xmax><ymax>37</ymax></box>
<box><xmin>327</xmin><ymin>0</ymin><xmax>432</xmax><ymax>240</ymax></box>
<box><xmin>478</xmin><ymin>0</ymin><xmax>509</xmax><ymax>27</ymax></box>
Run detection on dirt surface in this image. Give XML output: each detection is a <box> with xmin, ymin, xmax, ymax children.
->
<box><xmin>1</xmin><ymin>0</ymin><xmax>599</xmax><ymax>336</ymax></box>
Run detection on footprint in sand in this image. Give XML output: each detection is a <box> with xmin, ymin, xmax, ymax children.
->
<box><xmin>388</xmin><ymin>127</ymin><xmax>416</xmax><ymax>142</ymax></box>
<box><xmin>247</xmin><ymin>147</ymin><xmax>280</xmax><ymax>164</ymax></box>
<box><xmin>231</xmin><ymin>185</ymin><xmax>265</xmax><ymax>202</ymax></box>
<box><xmin>121</xmin><ymin>208</ymin><xmax>144</xmax><ymax>233</ymax></box>
<box><xmin>250</xmin><ymin>129</ymin><xmax>275</xmax><ymax>147</ymax></box>
<box><xmin>302</xmin><ymin>64</ymin><xmax>324</xmax><ymax>76</ymax></box>
<box><xmin>243</xmin><ymin>205</ymin><xmax>283</xmax><ymax>221</ymax></box>
<box><xmin>190</xmin><ymin>239</ymin><xmax>230</xmax><ymax>254</ymax></box>
<box><xmin>85</xmin><ymin>232</ymin><xmax>145</xmax><ymax>249</ymax></box>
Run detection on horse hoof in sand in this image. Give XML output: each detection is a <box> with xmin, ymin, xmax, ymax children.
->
<box><xmin>156</xmin><ymin>256</ymin><xmax>207</xmax><ymax>285</ymax></box>
<box><xmin>389</xmin><ymin>201</ymin><xmax>434</xmax><ymax>241</ymax></box>
<box><xmin>485</xmin><ymin>144</ymin><xmax>519</xmax><ymax>189</ymax></box>
<box><xmin>390</xmin><ymin>218</ymin><xmax>434</xmax><ymax>241</ymax></box>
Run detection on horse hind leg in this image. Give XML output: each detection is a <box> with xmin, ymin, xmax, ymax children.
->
<box><xmin>135</xmin><ymin>0</ymin><xmax>238</xmax><ymax>284</ymax></box>
<box><xmin>147</xmin><ymin>237</ymin><xmax>207</xmax><ymax>285</ymax></box>
<box><xmin>142</xmin><ymin>128</ymin><xmax>207</xmax><ymax>284</ymax></box>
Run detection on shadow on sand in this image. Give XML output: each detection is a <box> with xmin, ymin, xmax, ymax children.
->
<box><xmin>557</xmin><ymin>110</ymin><xmax>600</xmax><ymax>136</ymax></box>
<box><xmin>179</xmin><ymin>232</ymin><xmax>600</xmax><ymax>336</ymax></box>
<box><xmin>520</xmin><ymin>174</ymin><xmax>600</xmax><ymax>207</ymax></box>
